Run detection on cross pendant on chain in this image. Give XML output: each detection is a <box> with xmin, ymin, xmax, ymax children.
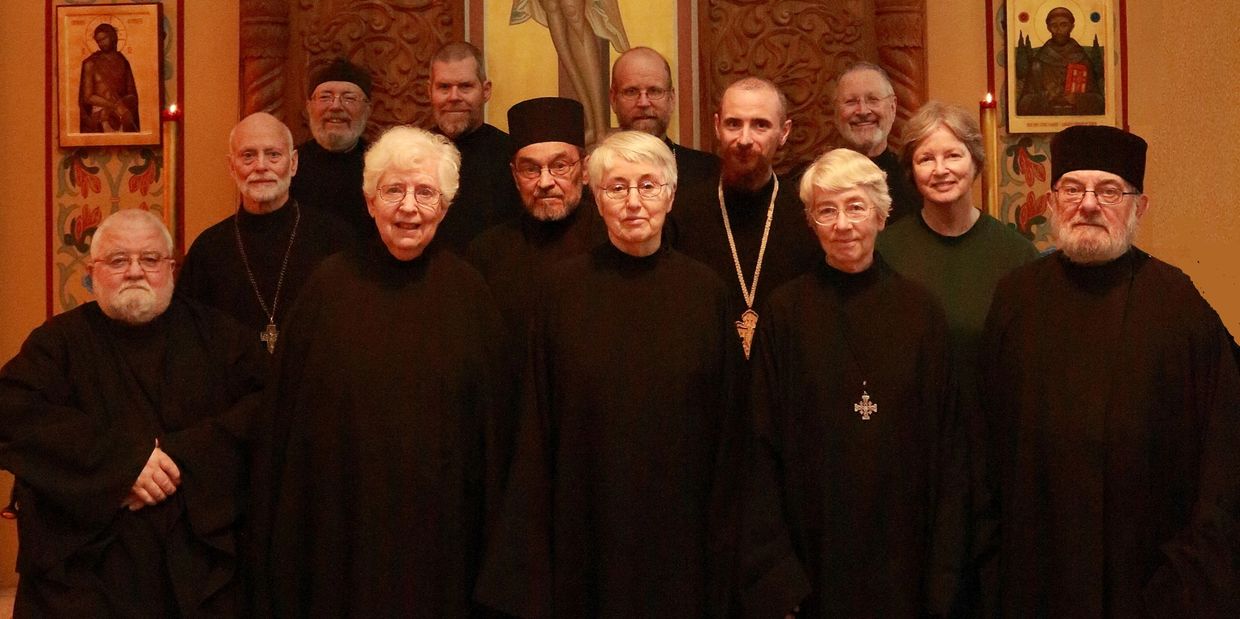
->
<box><xmin>260</xmin><ymin>323</ymin><xmax>278</xmax><ymax>354</ymax></box>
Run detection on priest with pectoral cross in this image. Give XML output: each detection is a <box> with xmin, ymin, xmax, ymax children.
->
<box><xmin>667</xmin><ymin>76</ymin><xmax>819</xmax><ymax>359</ymax></box>
<box><xmin>739</xmin><ymin>149</ymin><xmax>966</xmax><ymax>618</ymax></box>
<box><xmin>178</xmin><ymin>112</ymin><xmax>349</xmax><ymax>354</ymax></box>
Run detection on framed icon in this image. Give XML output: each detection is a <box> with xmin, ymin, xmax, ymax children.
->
<box><xmin>1006</xmin><ymin>1</ymin><xmax>1124</xmax><ymax>133</ymax></box>
<box><xmin>57</xmin><ymin>3</ymin><xmax>162</xmax><ymax>147</ymax></box>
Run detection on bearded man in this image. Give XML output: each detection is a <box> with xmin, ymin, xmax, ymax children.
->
<box><xmin>427</xmin><ymin>42</ymin><xmax>521</xmax><ymax>253</ymax></box>
<box><xmin>289</xmin><ymin>58</ymin><xmax>375</xmax><ymax>244</ymax></box>
<box><xmin>0</xmin><ymin>209</ymin><xmax>265</xmax><ymax>617</ymax></box>
<box><xmin>466</xmin><ymin>97</ymin><xmax>607</xmax><ymax>339</ymax></box>
<box><xmin>975</xmin><ymin>125</ymin><xmax>1240</xmax><ymax>617</ymax></box>
<box><xmin>179</xmin><ymin>112</ymin><xmax>347</xmax><ymax>354</ymax></box>
<box><xmin>669</xmin><ymin>77</ymin><xmax>819</xmax><ymax>359</ymax></box>
<box><xmin>831</xmin><ymin>61</ymin><xmax>918</xmax><ymax>223</ymax></box>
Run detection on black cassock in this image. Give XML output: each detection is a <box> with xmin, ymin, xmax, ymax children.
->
<box><xmin>476</xmin><ymin>243</ymin><xmax>743</xmax><ymax>619</ymax></box>
<box><xmin>436</xmin><ymin>123</ymin><xmax>522</xmax><ymax>255</ymax></box>
<box><xmin>668</xmin><ymin>173</ymin><xmax>821</xmax><ymax>337</ymax></box>
<box><xmin>0</xmin><ymin>299</ymin><xmax>265</xmax><ymax>617</ymax></box>
<box><xmin>250</xmin><ymin>242</ymin><xmax>514</xmax><ymax>618</ymax></box>
<box><xmin>178</xmin><ymin>199</ymin><xmax>349</xmax><ymax>341</ymax></box>
<box><xmin>977</xmin><ymin>249</ymin><xmax>1240</xmax><ymax>617</ymax></box>
<box><xmin>740</xmin><ymin>257</ymin><xmax>966</xmax><ymax>618</ymax></box>
<box><xmin>290</xmin><ymin>138</ymin><xmax>372</xmax><ymax>246</ymax></box>
<box><xmin>466</xmin><ymin>199</ymin><xmax>608</xmax><ymax>341</ymax></box>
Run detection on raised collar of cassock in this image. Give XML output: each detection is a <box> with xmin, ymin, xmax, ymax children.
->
<box><xmin>1055</xmin><ymin>246</ymin><xmax>1144</xmax><ymax>292</ymax></box>
<box><xmin>236</xmin><ymin>197</ymin><xmax>297</xmax><ymax>231</ymax></box>
<box><xmin>817</xmin><ymin>251</ymin><xmax>890</xmax><ymax>300</ymax></box>
<box><xmin>517</xmin><ymin>191</ymin><xmax>596</xmax><ymax>246</ymax></box>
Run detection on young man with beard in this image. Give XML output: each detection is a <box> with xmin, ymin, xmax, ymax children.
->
<box><xmin>976</xmin><ymin>125</ymin><xmax>1240</xmax><ymax>616</ymax></box>
<box><xmin>179</xmin><ymin>112</ymin><xmax>348</xmax><ymax>355</ymax></box>
<box><xmin>289</xmin><ymin>58</ymin><xmax>375</xmax><ymax>244</ymax></box>
<box><xmin>428</xmin><ymin>42</ymin><xmax>522</xmax><ymax>253</ymax></box>
<box><xmin>0</xmin><ymin>209</ymin><xmax>266</xmax><ymax>617</ymax></box>
<box><xmin>466</xmin><ymin>97</ymin><xmax>607</xmax><ymax>339</ymax></box>
<box><xmin>831</xmin><ymin>61</ymin><xmax>918</xmax><ymax>223</ymax></box>
<box><xmin>670</xmin><ymin>77</ymin><xmax>820</xmax><ymax>359</ymax></box>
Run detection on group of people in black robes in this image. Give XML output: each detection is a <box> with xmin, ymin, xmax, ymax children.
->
<box><xmin>3</xmin><ymin>37</ymin><xmax>1240</xmax><ymax>619</ymax></box>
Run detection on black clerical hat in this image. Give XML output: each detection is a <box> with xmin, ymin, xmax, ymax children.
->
<box><xmin>308</xmin><ymin>58</ymin><xmax>373</xmax><ymax>97</ymax></box>
<box><xmin>1051</xmin><ymin>125</ymin><xmax>1147</xmax><ymax>192</ymax></box>
<box><xmin>508</xmin><ymin>97</ymin><xmax>585</xmax><ymax>149</ymax></box>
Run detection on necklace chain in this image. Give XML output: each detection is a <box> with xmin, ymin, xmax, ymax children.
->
<box><xmin>718</xmin><ymin>176</ymin><xmax>778</xmax><ymax>309</ymax></box>
<box><xmin>234</xmin><ymin>202</ymin><xmax>300</xmax><ymax>324</ymax></box>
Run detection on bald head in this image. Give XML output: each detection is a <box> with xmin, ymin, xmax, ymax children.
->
<box><xmin>610</xmin><ymin>47</ymin><xmax>675</xmax><ymax>138</ymax></box>
<box><xmin>228</xmin><ymin>112</ymin><xmax>299</xmax><ymax>214</ymax></box>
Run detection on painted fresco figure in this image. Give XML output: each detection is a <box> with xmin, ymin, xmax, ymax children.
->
<box><xmin>79</xmin><ymin>23</ymin><xmax>140</xmax><ymax>133</ymax></box>
<box><xmin>1017</xmin><ymin>7</ymin><xmax>1104</xmax><ymax>116</ymax></box>
<box><xmin>511</xmin><ymin>0</ymin><xmax>629</xmax><ymax>143</ymax></box>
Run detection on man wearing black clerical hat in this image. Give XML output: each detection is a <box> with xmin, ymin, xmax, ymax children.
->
<box><xmin>975</xmin><ymin>124</ymin><xmax>1240</xmax><ymax>616</ymax></box>
<box><xmin>289</xmin><ymin>57</ymin><xmax>375</xmax><ymax>245</ymax></box>
<box><xmin>465</xmin><ymin>96</ymin><xmax>607</xmax><ymax>339</ymax></box>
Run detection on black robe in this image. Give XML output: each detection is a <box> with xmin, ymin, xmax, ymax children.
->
<box><xmin>741</xmin><ymin>256</ymin><xmax>966</xmax><ymax>618</ymax></box>
<box><xmin>475</xmin><ymin>242</ymin><xmax>742</xmax><ymax>619</ymax></box>
<box><xmin>668</xmin><ymin>172</ymin><xmax>821</xmax><ymax>350</ymax></box>
<box><xmin>290</xmin><ymin>138</ymin><xmax>372</xmax><ymax>246</ymax></box>
<box><xmin>667</xmin><ymin>138</ymin><xmax>721</xmax><ymax>192</ymax></box>
<box><xmin>177</xmin><ymin>199</ymin><xmax>349</xmax><ymax>346</ymax></box>
<box><xmin>871</xmin><ymin>149</ymin><xmax>919</xmax><ymax>226</ymax></box>
<box><xmin>466</xmin><ymin>198</ymin><xmax>608</xmax><ymax>341</ymax></box>
<box><xmin>436</xmin><ymin>123</ymin><xmax>522</xmax><ymax>254</ymax></box>
<box><xmin>976</xmin><ymin>249</ymin><xmax>1240</xmax><ymax>617</ymax></box>
<box><xmin>0</xmin><ymin>299</ymin><xmax>265</xmax><ymax>616</ymax></box>
<box><xmin>250</xmin><ymin>241</ymin><xmax>514</xmax><ymax>618</ymax></box>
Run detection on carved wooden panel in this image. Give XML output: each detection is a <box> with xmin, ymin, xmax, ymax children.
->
<box><xmin>240</xmin><ymin>0</ymin><xmax>291</xmax><ymax>120</ymax></box>
<box><xmin>701</xmin><ymin>0</ymin><xmax>926</xmax><ymax>172</ymax></box>
<box><xmin>241</xmin><ymin>0</ymin><xmax>463</xmax><ymax>144</ymax></box>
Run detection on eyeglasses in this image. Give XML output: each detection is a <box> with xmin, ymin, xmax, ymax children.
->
<box><xmin>514</xmin><ymin>158</ymin><xmax>580</xmax><ymax>180</ymax></box>
<box><xmin>837</xmin><ymin>94</ymin><xmax>894</xmax><ymax>112</ymax></box>
<box><xmin>602</xmin><ymin>181</ymin><xmax>668</xmax><ymax>201</ymax></box>
<box><xmin>93</xmin><ymin>252</ymin><xmax>174</xmax><ymax>274</ymax></box>
<box><xmin>811</xmin><ymin>201</ymin><xmax>873</xmax><ymax>225</ymax></box>
<box><xmin>311</xmin><ymin>92</ymin><xmax>368</xmax><ymax>109</ymax></box>
<box><xmin>377</xmin><ymin>183</ymin><xmax>442</xmax><ymax>209</ymax></box>
<box><xmin>1054</xmin><ymin>184</ymin><xmax>1140</xmax><ymax>206</ymax></box>
<box><xmin>616</xmin><ymin>86</ymin><xmax>671</xmax><ymax>102</ymax></box>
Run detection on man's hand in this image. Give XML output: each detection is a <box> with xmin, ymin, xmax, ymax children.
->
<box><xmin>120</xmin><ymin>445</ymin><xmax>181</xmax><ymax>511</ymax></box>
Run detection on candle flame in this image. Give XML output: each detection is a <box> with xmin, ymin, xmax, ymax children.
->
<box><xmin>985</xmin><ymin>93</ymin><xmax>993</xmax><ymax>104</ymax></box>
<box><xmin>168</xmin><ymin>103</ymin><xmax>178</xmax><ymax>115</ymax></box>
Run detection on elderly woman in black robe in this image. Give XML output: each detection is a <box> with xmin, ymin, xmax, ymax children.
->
<box><xmin>476</xmin><ymin>131</ymin><xmax>740</xmax><ymax>618</ymax></box>
<box><xmin>738</xmin><ymin>148</ymin><xmax>967</xmax><ymax>618</ymax></box>
<box><xmin>250</xmin><ymin>125</ymin><xmax>513</xmax><ymax>617</ymax></box>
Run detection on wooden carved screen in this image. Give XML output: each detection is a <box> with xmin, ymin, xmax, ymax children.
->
<box><xmin>700</xmin><ymin>0</ymin><xmax>926</xmax><ymax>173</ymax></box>
<box><xmin>240</xmin><ymin>0</ymin><xmax>464</xmax><ymax>145</ymax></box>
<box><xmin>240</xmin><ymin>0</ymin><xmax>923</xmax><ymax>169</ymax></box>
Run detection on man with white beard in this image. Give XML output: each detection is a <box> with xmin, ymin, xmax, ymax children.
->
<box><xmin>831</xmin><ymin>62</ymin><xmax>918</xmax><ymax>223</ymax></box>
<box><xmin>179</xmin><ymin>112</ymin><xmax>347</xmax><ymax>354</ymax></box>
<box><xmin>0</xmin><ymin>209</ymin><xmax>266</xmax><ymax>616</ymax></box>
<box><xmin>466</xmin><ymin>96</ymin><xmax>607</xmax><ymax>339</ymax></box>
<box><xmin>975</xmin><ymin>125</ymin><xmax>1240</xmax><ymax>617</ymax></box>
<box><xmin>289</xmin><ymin>58</ymin><xmax>375</xmax><ymax>244</ymax></box>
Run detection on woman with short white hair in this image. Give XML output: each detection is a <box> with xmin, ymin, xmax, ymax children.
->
<box><xmin>738</xmin><ymin>148</ymin><xmax>967</xmax><ymax>618</ymax></box>
<box><xmin>252</xmin><ymin>125</ymin><xmax>513</xmax><ymax>617</ymax></box>
<box><xmin>477</xmin><ymin>130</ymin><xmax>740</xmax><ymax>618</ymax></box>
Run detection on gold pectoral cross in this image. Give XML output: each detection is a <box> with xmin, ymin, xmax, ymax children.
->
<box><xmin>735</xmin><ymin>309</ymin><xmax>758</xmax><ymax>360</ymax></box>
<box><xmin>260</xmin><ymin>322</ymin><xmax>278</xmax><ymax>354</ymax></box>
<box><xmin>854</xmin><ymin>390</ymin><xmax>877</xmax><ymax>420</ymax></box>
